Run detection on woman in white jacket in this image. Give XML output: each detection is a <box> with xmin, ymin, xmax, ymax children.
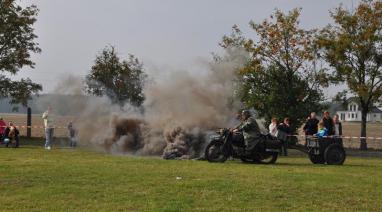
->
<box><xmin>269</xmin><ymin>117</ymin><xmax>278</xmax><ymax>137</ymax></box>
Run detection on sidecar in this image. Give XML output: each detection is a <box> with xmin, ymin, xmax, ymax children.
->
<box><xmin>306</xmin><ymin>136</ymin><xmax>346</xmax><ymax>165</ymax></box>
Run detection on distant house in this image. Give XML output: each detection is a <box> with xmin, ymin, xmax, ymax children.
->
<box><xmin>336</xmin><ymin>97</ymin><xmax>382</xmax><ymax>122</ymax></box>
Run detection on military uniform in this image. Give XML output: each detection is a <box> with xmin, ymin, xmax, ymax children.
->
<box><xmin>237</xmin><ymin>117</ymin><xmax>261</xmax><ymax>150</ymax></box>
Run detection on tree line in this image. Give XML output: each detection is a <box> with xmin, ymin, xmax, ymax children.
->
<box><xmin>1</xmin><ymin>0</ymin><xmax>381</xmax><ymax>149</ymax></box>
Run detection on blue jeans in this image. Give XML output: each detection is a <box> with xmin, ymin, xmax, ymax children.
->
<box><xmin>69</xmin><ymin>137</ymin><xmax>77</xmax><ymax>147</ymax></box>
<box><xmin>45</xmin><ymin>128</ymin><xmax>54</xmax><ymax>148</ymax></box>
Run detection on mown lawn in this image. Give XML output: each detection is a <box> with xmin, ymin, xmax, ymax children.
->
<box><xmin>0</xmin><ymin>146</ymin><xmax>381</xmax><ymax>211</ymax></box>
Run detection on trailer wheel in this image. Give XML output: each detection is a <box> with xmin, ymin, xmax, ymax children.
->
<box><xmin>324</xmin><ymin>144</ymin><xmax>346</xmax><ymax>165</ymax></box>
<box><xmin>308</xmin><ymin>154</ymin><xmax>325</xmax><ymax>164</ymax></box>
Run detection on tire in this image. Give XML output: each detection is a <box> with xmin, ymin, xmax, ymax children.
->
<box><xmin>324</xmin><ymin>144</ymin><xmax>346</xmax><ymax>165</ymax></box>
<box><xmin>257</xmin><ymin>152</ymin><xmax>278</xmax><ymax>164</ymax></box>
<box><xmin>240</xmin><ymin>157</ymin><xmax>261</xmax><ymax>164</ymax></box>
<box><xmin>205</xmin><ymin>142</ymin><xmax>228</xmax><ymax>163</ymax></box>
<box><xmin>308</xmin><ymin>154</ymin><xmax>325</xmax><ymax>164</ymax></box>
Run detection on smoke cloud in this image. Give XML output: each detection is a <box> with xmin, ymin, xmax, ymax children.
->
<box><xmin>41</xmin><ymin>48</ymin><xmax>248</xmax><ymax>159</ymax></box>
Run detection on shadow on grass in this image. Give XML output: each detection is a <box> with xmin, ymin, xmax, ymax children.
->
<box><xmin>232</xmin><ymin>159</ymin><xmax>377</xmax><ymax>168</ymax></box>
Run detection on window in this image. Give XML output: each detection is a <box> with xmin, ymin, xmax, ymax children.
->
<box><xmin>350</xmin><ymin>104</ymin><xmax>356</xmax><ymax>111</ymax></box>
<box><xmin>356</xmin><ymin>113</ymin><xmax>358</xmax><ymax>119</ymax></box>
<box><xmin>348</xmin><ymin>113</ymin><xmax>350</xmax><ymax>118</ymax></box>
<box><xmin>352</xmin><ymin>113</ymin><xmax>354</xmax><ymax>118</ymax></box>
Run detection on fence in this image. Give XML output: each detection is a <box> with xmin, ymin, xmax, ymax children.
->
<box><xmin>293</xmin><ymin>134</ymin><xmax>382</xmax><ymax>150</ymax></box>
<box><xmin>1</xmin><ymin>113</ymin><xmax>382</xmax><ymax>149</ymax></box>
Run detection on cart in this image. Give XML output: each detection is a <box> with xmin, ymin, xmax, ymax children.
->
<box><xmin>305</xmin><ymin>136</ymin><xmax>346</xmax><ymax>165</ymax></box>
<box><xmin>277</xmin><ymin>131</ymin><xmax>346</xmax><ymax>165</ymax></box>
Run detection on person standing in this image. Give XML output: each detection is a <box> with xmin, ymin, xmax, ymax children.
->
<box><xmin>268</xmin><ymin>118</ymin><xmax>278</xmax><ymax>137</ymax></box>
<box><xmin>67</xmin><ymin>122</ymin><xmax>77</xmax><ymax>148</ymax></box>
<box><xmin>0</xmin><ymin>117</ymin><xmax>7</xmax><ymax>141</ymax></box>
<box><xmin>303</xmin><ymin>112</ymin><xmax>319</xmax><ymax>136</ymax></box>
<box><xmin>332</xmin><ymin>114</ymin><xmax>343</xmax><ymax>145</ymax></box>
<box><xmin>278</xmin><ymin>118</ymin><xmax>292</xmax><ymax>135</ymax></box>
<box><xmin>333</xmin><ymin>114</ymin><xmax>343</xmax><ymax>136</ymax></box>
<box><xmin>42</xmin><ymin>106</ymin><xmax>54</xmax><ymax>150</ymax></box>
<box><xmin>277</xmin><ymin>117</ymin><xmax>291</xmax><ymax>156</ymax></box>
<box><xmin>322</xmin><ymin>111</ymin><xmax>334</xmax><ymax>136</ymax></box>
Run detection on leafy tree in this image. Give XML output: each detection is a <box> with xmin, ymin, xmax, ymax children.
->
<box><xmin>221</xmin><ymin>9</ymin><xmax>328</xmax><ymax>132</ymax></box>
<box><xmin>0</xmin><ymin>0</ymin><xmax>42</xmax><ymax>105</ymax></box>
<box><xmin>317</xmin><ymin>0</ymin><xmax>382</xmax><ymax>150</ymax></box>
<box><xmin>86</xmin><ymin>45</ymin><xmax>147</xmax><ymax>107</ymax></box>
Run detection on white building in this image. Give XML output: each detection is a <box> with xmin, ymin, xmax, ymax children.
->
<box><xmin>336</xmin><ymin>98</ymin><xmax>382</xmax><ymax>122</ymax></box>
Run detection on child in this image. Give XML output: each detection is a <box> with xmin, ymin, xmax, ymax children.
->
<box><xmin>315</xmin><ymin>121</ymin><xmax>328</xmax><ymax>137</ymax></box>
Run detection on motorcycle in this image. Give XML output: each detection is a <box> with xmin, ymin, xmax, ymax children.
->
<box><xmin>205</xmin><ymin>128</ymin><xmax>283</xmax><ymax>164</ymax></box>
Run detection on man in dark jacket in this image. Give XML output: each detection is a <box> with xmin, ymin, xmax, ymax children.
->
<box><xmin>303</xmin><ymin>112</ymin><xmax>319</xmax><ymax>135</ymax></box>
<box><xmin>322</xmin><ymin>111</ymin><xmax>334</xmax><ymax>136</ymax></box>
<box><xmin>277</xmin><ymin>118</ymin><xmax>292</xmax><ymax>156</ymax></box>
<box><xmin>278</xmin><ymin>118</ymin><xmax>292</xmax><ymax>135</ymax></box>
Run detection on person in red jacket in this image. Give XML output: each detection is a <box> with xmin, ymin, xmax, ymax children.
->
<box><xmin>0</xmin><ymin>117</ymin><xmax>7</xmax><ymax>141</ymax></box>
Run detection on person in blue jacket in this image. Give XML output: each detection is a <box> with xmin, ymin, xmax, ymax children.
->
<box><xmin>315</xmin><ymin>121</ymin><xmax>328</xmax><ymax>137</ymax></box>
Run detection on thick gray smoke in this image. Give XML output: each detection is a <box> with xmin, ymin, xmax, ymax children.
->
<box><xmin>41</xmin><ymin>48</ymin><xmax>248</xmax><ymax>159</ymax></box>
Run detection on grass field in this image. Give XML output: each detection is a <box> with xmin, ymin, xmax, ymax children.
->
<box><xmin>1</xmin><ymin>144</ymin><xmax>381</xmax><ymax>211</ymax></box>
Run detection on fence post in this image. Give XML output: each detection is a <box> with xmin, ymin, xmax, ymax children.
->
<box><xmin>27</xmin><ymin>107</ymin><xmax>32</xmax><ymax>138</ymax></box>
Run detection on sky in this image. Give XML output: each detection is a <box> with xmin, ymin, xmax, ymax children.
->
<box><xmin>16</xmin><ymin>0</ymin><xmax>359</xmax><ymax>96</ymax></box>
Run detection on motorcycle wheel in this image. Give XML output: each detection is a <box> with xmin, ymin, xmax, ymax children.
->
<box><xmin>205</xmin><ymin>142</ymin><xmax>228</xmax><ymax>163</ymax></box>
<box><xmin>240</xmin><ymin>157</ymin><xmax>260</xmax><ymax>164</ymax></box>
<box><xmin>257</xmin><ymin>152</ymin><xmax>278</xmax><ymax>164</ymax></box>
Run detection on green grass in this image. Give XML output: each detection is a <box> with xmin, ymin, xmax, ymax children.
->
<box><xmin>1</xmin><ymin>146</ymin><xmax>381</xmax><ymax>211</ymax></box>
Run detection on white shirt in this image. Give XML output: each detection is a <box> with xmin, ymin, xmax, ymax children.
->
<box><xmin>42</xmin><ymin>111</ymin><xmax>54</xmax><ymax>129</ymax></box>
<box><xmin>334</xmin><ymin>123</ymin><xmax>340</xmax><ymax>135</ymax></box>
<box><xmin>269</xmin><ymin>123</ymin><xmax>278</xmax><ymax>136</ymax></box>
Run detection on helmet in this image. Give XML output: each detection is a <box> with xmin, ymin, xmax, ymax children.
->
<box><xmin>242</xmin><ymin>110</ymin><xmax>251</xmax><ymax>118</ymax></box>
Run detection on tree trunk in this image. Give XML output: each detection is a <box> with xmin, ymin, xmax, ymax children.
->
<box><xmin>360</xmin><ymin>109</ymin><xmax>368</xmax><ymax>150</ymax></box>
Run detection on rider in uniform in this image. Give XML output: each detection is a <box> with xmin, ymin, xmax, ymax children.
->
<box><xmin>233</xmin><ymin>110</ymin><xmax>261</xmax><ymax>155</ymax></box>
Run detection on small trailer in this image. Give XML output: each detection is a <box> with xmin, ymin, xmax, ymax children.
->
<box><xmin>304</xmin><ymin>136</ymin><xmax>346</xmax><ymax>165</ymax></box>
<box><xmin>277</xmin><ymin>132</ymin><xmax>346</xmax><ymax>165</ymax></box>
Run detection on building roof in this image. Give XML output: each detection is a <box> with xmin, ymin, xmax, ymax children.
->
<box><xmin>333</xmin><ymin>97</ymin><xmax>382</xmax><ymax>113</ymax></box>
<box><xmin>371</xmin><ymin>107</ymin><xmax>382</xmax><ymax>113</ymax></box>
<box><xmin>347</xmin><ymin>97</ymin><xmax>360</xmax><ymax>104</ymax></box>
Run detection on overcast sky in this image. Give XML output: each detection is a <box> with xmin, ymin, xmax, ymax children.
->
<box><xmin>16</xmin><ymin>0</ymin><xmax>358</xmax><ymax>95</ymax></box>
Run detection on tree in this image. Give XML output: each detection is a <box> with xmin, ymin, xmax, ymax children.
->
<box><xmin>86</xmin><ymin>45</ymin><xmax>147</xmax><ymax>107</ymax></box>
<box><xmin>317</xmin><ymin>0</ymin><xmax>382</xmax><ymax>150</ymax></box>
<box><xmin>221</xmin><ymin>9</ymin><xmax>328</xmax><ymax>132</ymax></box>
<box><xmin>0</xmin><ymin>0</ymin><xmax>42</xmax><ymax>105</ymax></box>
